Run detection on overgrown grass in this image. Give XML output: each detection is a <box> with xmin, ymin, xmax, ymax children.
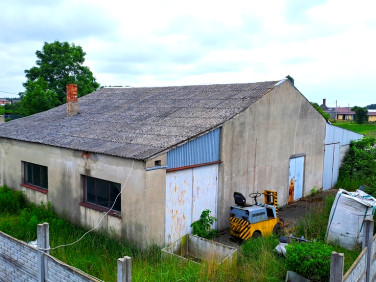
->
<box><xmin>336</xmin><ymin>137</ymin><xmax>376</xmax><ymax>193</ymax></box>
<box><xmin>333</xmin><ymin>121</ymin><xmax>376</xmax><ymax>137</ymax></box>
<box><xmin>293</xmin><ymin>195</ymin><xmax>360</xmax><ymax>273</ymax></box>
<box><xmin>0</xmin><ymin>186</ymin><xmax>361</xmax><ymax>281</ymax></box>
<box><xmin>240</xmin><ymin>236</ymin><xmax>287</xmax><ymax>281</ymax></box>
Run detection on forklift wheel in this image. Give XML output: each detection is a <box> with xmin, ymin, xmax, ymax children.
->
<box><xmin>252</xmin><ymin>231</ymin><xmax>262</xmax><ymax>239</ymax></box>
<box><xmin>273</xmin><ymin>223</ymin><xmax>282</xmax><ymax>235</ymax></box>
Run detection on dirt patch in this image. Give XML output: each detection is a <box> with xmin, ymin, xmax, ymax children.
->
<box><xmin>279</xmin><ymin>189</ymin><xmax>338</xmax><ymax>231</ymax></box>
<box><xmin>214</xmin><ymin>189</ymin><xmax>338</xmax><ymax>248</ymax></box>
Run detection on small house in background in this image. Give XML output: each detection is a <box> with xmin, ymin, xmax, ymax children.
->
<box><xmin>0</xmin><ymin>80</ymin><xmax>361</xmax><ymax>247</ymax></box>
<box><xmin>321</xmin><ymin>99</ymin><xmax>376</xmax><ymax>122</ymax></box>
<box><xmin>0</xmin><ymin>98</ymin><xmax>10</xmax><ymax>106</ymax></box>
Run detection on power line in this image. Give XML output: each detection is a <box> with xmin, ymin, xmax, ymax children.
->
<box><xmin>0</xmin><ymin>90</ymin><xmax>19</xmax><ymax>95</ymax></box>
<box><xmin>38</xmin><ymin>160</ymin><xmax>135</xmax><ymax>251</ymax></box>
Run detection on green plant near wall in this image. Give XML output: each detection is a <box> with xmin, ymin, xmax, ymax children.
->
<box><xmin>190</xmin><ymin>209</ymin><xmax>218</xmax><ymax>239</ymax></box>
<box><xmin>286</xmin><ymin>241</ymin><xmax>334</xmax><ymax>282</ymax></box>
<box><xmin>337</xmin><ymin>137</ymin><xmax>376</xmax><ymax>193</ymax></box>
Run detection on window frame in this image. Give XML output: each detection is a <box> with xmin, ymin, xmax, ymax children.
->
<box><xmin>22</xmin><ymin>161</ymin><xmax>49</xmax><ymax>193</ymax></box>
<box><xmin>81</xmin><ymin>175</ymin><xmax>122</xmax><ymax>215</ymax></box>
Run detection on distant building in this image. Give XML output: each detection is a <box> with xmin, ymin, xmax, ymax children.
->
<box><xmin>0</xmin><ymin>99</ymin><xmax>10</xmax><ymax>106</ymax></box>
<box><xmin>321</xmin><ymin>99</ymin><xmax>376</xmax><ymax>122</ymax></box>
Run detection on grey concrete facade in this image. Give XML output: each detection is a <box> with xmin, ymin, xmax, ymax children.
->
<box><xmin>217</xmin><ymin>82</ymin><xmax>326</xmax><ymax>228</ymax></box>
<box><xmin>0</xmin><ymin>139</ymin><xmax>166</xmax><ymax>247</ymax></box>
<box><xmin>0</xmin><ymin>80</ymin><xmax>329</xmax><ymax>247</ymax></box>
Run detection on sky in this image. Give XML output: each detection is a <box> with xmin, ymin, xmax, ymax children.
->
<box><xmin>0</xmin><ymin>0</ymin><xmax>375</xmax><ymax>107</ymax></box>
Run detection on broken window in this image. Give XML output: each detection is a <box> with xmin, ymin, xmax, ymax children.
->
<box><xmin>23</xmin><ymin>162</ymin><xmax>48</xmax><ymax>190</ymax></box>
<box><xmin>84</xmin><ymin>176</ymin><xmax>121</xmax><ymax>212</ymax></box>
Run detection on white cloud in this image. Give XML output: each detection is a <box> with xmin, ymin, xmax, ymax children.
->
<box><xmin>0</xmin><ymin>0</ymin><xmax>375</xmax><ymax>106</ymax></box>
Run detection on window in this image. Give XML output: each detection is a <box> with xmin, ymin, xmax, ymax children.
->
<box><xmin>84</xmin><ymin>176</ymin><xmax>121</xmax><ymax>212</ymax></box>
<box><xmin>23</xmin><ymin>162</ymin><xmax>48</xmax><ymax>190</ymax></box>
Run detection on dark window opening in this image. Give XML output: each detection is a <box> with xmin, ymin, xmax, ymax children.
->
<box><xmin>84</xmin><ymin>176</ymin><xmax>121</xmax><ymax>212</ymax></box>
<box><xmin>24</xmin><ymin>162</ymin><xmax>48</xmax><ymax>190</ymax></box>
<box><xmin>154</xmin><ymin>160</ymin><xmax>161</xmax><ymax>166</ymax></box>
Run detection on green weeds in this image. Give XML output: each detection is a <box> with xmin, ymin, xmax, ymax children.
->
<box><xmin>0</xmin><ymin>186</ymin><xmax>361</xmax><ymax>281</ymax></box>
<box><xmin>337</xmin><ymin>137</ymin><xmax>376</xmax><ymax>193</ymax></box>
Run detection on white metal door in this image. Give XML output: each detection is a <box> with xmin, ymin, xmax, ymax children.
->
<box><xmin>192</xmin><ymin>165</ymin><xmax>218</xmax><ymax>228</ymax></box>
<box><xmin>165</xmin><ymin>164</ymin><xmax>218</xmax><ymax>244</ymax></box>
<box><xmin>289</xmin><ymin>157</ymin><xmax>304</xmax><ymax>201</ymax></box>
<box><xmin>323</xmin><ymin>143</ymin><xmax>340</xmax><ymax>190</ymax></box>
<box><xmin>165</xmin><ymin>169</ymin><xmax>193</xmax><ymax>245</ymax></box>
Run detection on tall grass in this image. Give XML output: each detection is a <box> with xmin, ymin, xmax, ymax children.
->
<box><xmin>294</xmin><ymin>196</ymin><xmax>334</xmax><ymax>241</ymax></box>
<box><xmin>0</xmin><ymin>186</ymin><xmax>360</xmax><ymax>281</ymax></box>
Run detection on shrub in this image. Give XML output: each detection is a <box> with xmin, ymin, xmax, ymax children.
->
<box><xmin>286</xmin><ymin>241</ymin><xmax>333</xmax><ymax>281</ymax></box>
<box><xmin>190</xmin><ymin>209</ymin><xmax>218</xmax><ymax>239</ymax></box>
<box><xmin>337</xmin><ymin>137</ymin><xmax>376</xmax><ymax>192</ymax></box>
<box><xmin>0</xmin><ymin>185</ymin><xmax>28</xmax><ymax>213</ymax></box>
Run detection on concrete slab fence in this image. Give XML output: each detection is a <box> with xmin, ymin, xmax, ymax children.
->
<box><xmin>330</xmin><ymin>219</ymin><xmax>375</xmax><ymax>282</ymax></box>
<box><xmin>0</xmin><ymin>223</ymin><xmax>132</xmax><ymax>282</ymax></box>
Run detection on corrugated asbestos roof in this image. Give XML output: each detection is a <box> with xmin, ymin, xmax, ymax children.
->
<box><xmin>0</xmin><ymin>81</ymin><xmax>278</xmax><ymax>160</ymax></box>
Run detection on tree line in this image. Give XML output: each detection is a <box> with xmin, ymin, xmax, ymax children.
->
<box><xmin>4</xmin><ymin>41</ymin><xmax>99</xmax><ymax>117</ymax></box>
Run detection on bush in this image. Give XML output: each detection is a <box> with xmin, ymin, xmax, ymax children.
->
<box><xmin>337</xmin><ymin>137</ymin><xmax>376</xmax><ymax>193</ymax></box>
<box><xmin>286</xmin><ymin>241</ymin><xmax>333</xmax><ymax>281</ymax></box>
<box><xmin>0</xmin><ymin>185</ymin><xmax>28</xmax><ymax>213</ymax></box>
<box><xmin>190</xmin><ymin>209</ymin><xmax>218</xmax><ymax>239</ymax></box>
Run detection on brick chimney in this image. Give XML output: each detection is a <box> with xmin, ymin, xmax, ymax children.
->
<box><xmin>66</xmin><ymin>84</ymin><xmax>78</xmax><ymax>116</ymax></box>
<box><xmin>323</xmin><ymin>98</ymin><xmax>326</xmax><ymax>106</ymax></box>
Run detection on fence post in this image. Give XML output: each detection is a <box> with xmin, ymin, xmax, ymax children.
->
<box><xmin>362</xmin><ymin>220</ymin><xmax>374</xmax><ymax>282</ymax></box>
<box><xmin>37</xmin><ymin>222</ymin><xmax>50</xmax><ymax>282</ymax></box>
<box><xmin>117</xmin><ymin>256</ymin><xmax>132</xmax><ymax>282</ymax></box>
<box><xmin>330</xmin><ymin>251</ymin><xmax>344</xmax><ymax>282</ymax></box>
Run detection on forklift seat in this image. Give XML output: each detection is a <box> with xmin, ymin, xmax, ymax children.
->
<box><xmin>234</xmin><ymin>192</ymin><xmax>252</xmax><ymax>207</ymax></box>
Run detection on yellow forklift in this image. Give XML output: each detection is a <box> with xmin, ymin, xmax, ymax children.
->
<box><xmin>230</xmin><ymin>190</ymin><xmax>283</xmax><ymax>240</ymax></box>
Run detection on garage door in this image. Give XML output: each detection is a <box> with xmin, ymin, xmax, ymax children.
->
<box><xmin>165</xmin><ymin>164</ymin><xmax>218</xmax><ymax>244</ymax></box>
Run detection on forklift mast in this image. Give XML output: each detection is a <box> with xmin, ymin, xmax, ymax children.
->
<box><xmin>263</xmin><ymin>190</ymin><xmax>278</xmax><ymax>218</ymax></box>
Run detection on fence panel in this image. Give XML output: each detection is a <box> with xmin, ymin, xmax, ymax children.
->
<box><xmin>0</xmin><ymin>231</ymin><xmax>38</xmax><ymax>282</ymax></box>
<box><xmin>343</xmin><ymin>249</ymin><xmax>367</xmax><ymax>282</ymax></box>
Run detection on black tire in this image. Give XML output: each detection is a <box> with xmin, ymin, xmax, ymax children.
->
<box><xmin>273</xmin><ymin>223</ymin><xmax>282</xmax><ymax>235</ymax></box>
<box><xmin>252</xmin><ymin>231</ymin><xmax>262</xmax><ymax>239</ymax></box>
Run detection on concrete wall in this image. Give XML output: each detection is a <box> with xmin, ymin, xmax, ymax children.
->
<box><xmin>217</xmin><ymin>81</ymin><xmax>326</xmax><ymax>229</ymax></box>
<box><xmin>0</xmin><ymin>139</ymin><xmax>165</xmax><ymax>248</ymax></box>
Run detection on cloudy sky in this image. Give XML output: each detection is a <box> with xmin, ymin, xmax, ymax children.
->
<box><xmin>1</xmin><ymin>0</ymin><xmax>375</xmax><ymax>107</ymax></box>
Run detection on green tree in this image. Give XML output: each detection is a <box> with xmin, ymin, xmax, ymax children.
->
<box><xmin>0</xmin><ymin>106</ymin><xmax>4</xmax><ymax>115</ymax></box>
<box><xmin>351</xmin><ymin>106</ymin><xmax>368</xmax><ymax>124</ymax></box>
<box><xmin>366</xmin><ymin>104</ymin><xmax>376</xmax><ymax>109</ymax></box>
<box><xmin>285</xmin><ymin>75</ymin><xmax>294</xmax><ymax>85</ymax></box>
<box><xmin>19</xmin><ymin>77</ymin><xmax>60</xmax><ymax>116</ymax></box>
<box><xmin>24</xmin><ymin>41</ymin><xmax>99</xmax><ymax>104</ymax></box>
<box><xmin>311</xmin><ymin>102</ymin><xmax>330</xmax><ymax>120</ymax></box>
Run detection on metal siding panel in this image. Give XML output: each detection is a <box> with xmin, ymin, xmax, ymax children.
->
<box><xmin>167</xmin><ymin>128</ymin><xmax>220</xmax><ymax>169</ymax></box>
<box><xmin>165</xmin><ymin>169</ymin><xmax>193</xmax><ymax>244</ymax></box>
<box><xmin>331</xmin><ymin>144</ymin><xmax>340</xmax><ymax>187</ymax></box>
<box><xmin>192</xmin><ymin>164</ymin><xmax>218</xmax><ymax>228</ymax></box>
<box><xmin>325</xmin><ymin>124</ymin><xmax>335</xmax><ymax>144</ymax></box>
<box><xmin>325</xmin><ymin>124</ymin><xmax>362</xmax><ymax>145</ymax></box>
<box><xmin>323</xmin><ymin>144</ymin><xmax>334</xmax><ymax>190</ymax></box>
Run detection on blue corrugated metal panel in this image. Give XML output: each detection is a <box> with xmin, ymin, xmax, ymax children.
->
<box><xmin>325</xmin><ymin>124</ymin><xmax>362</xmax><ymax>145</ymax></box>
<box><xmin>167</xmin><ymin>128</ymin><xmax>220</xmax><ymax>169</ymax></box>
